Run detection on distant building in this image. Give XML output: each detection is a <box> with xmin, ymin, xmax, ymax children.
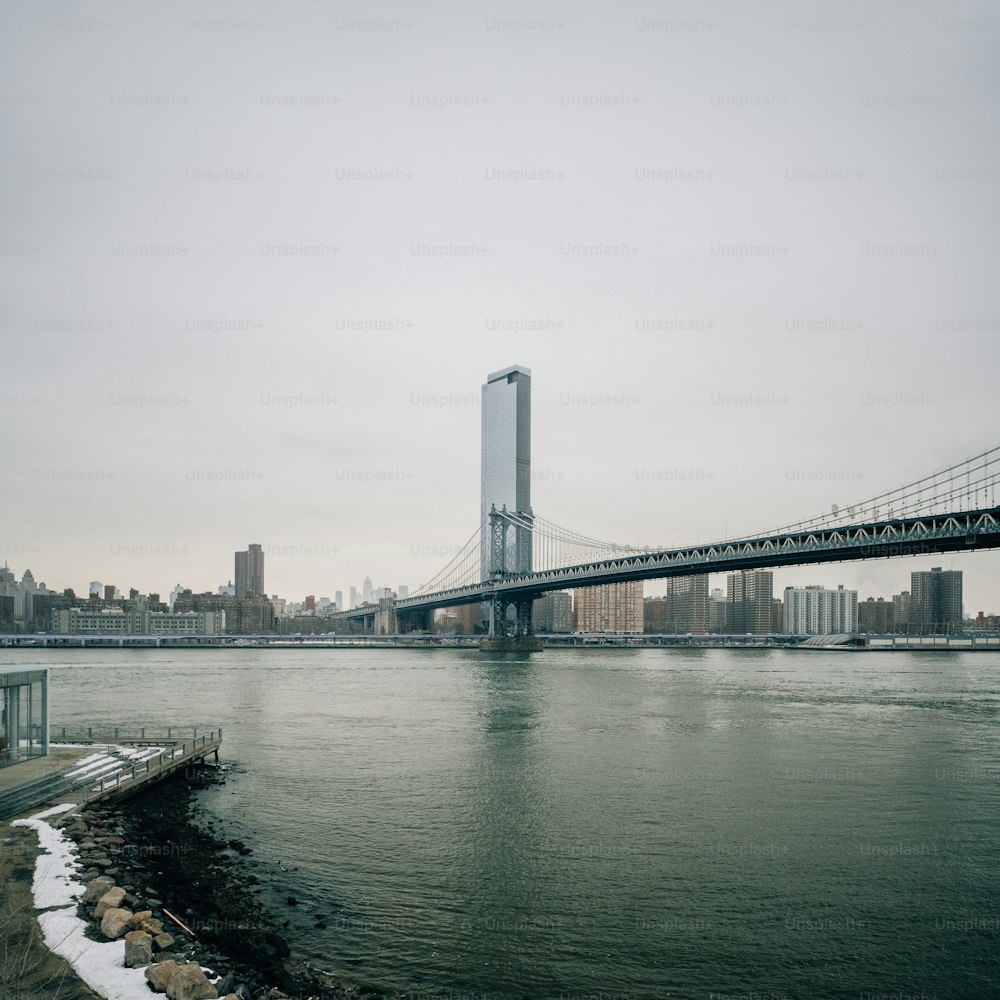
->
<box><xmin>783</xmin><ymin>585</ymin><xmax>858</xmax><ymax>634</ymax></box>
<box><xmin>910</xmin><ymin>568</ymin><xmax>963</xmax><ymax>632</ymax></box>
<box><xmin>643</xmin><ymin>576</ymin><xmax>710</xmax><ymax>633</ymax></box>
<box><xmin>172</xmin><ymin>591</ymin><xmax>274</xmax><ymax>634</ymax></box>
<box><xmin>235</xmin><ymin>543</ymin><xmax>265</xmax><ymax>599</ymax></box>
<box><xmin>481</xmin><ymin>364</ymin><xmax>532</xmax><ymax>580</ymax></box>
<box><xmin>892</xmin><ymin>590</ymin><xmax>911</xmax><ymax>631</ymax></box>
<box><xmin>726</xmin><ymin>570</ymin><xmax>773</xmax><ymax>633</ymax></box>
<box><xmin>859</xmin><ymin>597</ymin><xmax>895</xmax><ymax>634</ymax></box>
<box><xmin>362</xmin><ymin>576</ymin><xmax>375</xmax><ymax>605</ymax></box>
<box><xmin>335</xmin><ymin>590</ymin><xmax>343</xmax><ymax>610</ymax></box>
<box><xmin>709</xmin><ymin>589</ymin><xmax>729</xmax><ymax>632</ymax></box>
<box><xmin>304</xmin><ymin>595</ymin><xmax>316</xmax><ymax>611</ymax></box>
<box><xmin>533</xmin><ymin>592</ymin><xmax>573</xmax><ymax>632</ymax></box>
<box><xmin>89</xmin><ymin>581</ymin><xmax>102</xmax><ymax>598</ymax></box>
<box><xmin>574</xmin><ymin>581</ymin><xmax>644</xmax><ymax>633</ymax></box>
<box><xmin>52</xmin><ymin>608</ymin><xmax>225</xmax><ymax>635</ymax></box>
<box><xmin>771</xmin><ymin>598</ymin><xmax>784</xmax><ymax>633</ymax></box>
<box><xmin>455</xmin><ymin>603</ymin><xmax>482</xmax><ymax>634</ymax></box>
<box><xmin>398</xmin><ymin>585</ymin><xmax>409</xmax><ymax>600</ymax></box>
<box><xmin>349</xmin><ymin>586</ymin><xmax>358</xmax><ymax>610</ymax></box>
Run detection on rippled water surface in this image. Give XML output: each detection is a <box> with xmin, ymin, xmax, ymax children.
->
<box><xmin>8</xmin><ymin>646</ymin><xmax>1000</xmax><ymax>999</ymax></box>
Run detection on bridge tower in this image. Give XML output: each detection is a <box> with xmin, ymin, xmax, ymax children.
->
<box><xmin>481</xmin><ymin>505</ymin><xmax>543</xmax><ymax>651</ymax></box>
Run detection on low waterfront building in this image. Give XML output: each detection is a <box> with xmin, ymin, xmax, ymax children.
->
<box><xmin>172</xmin><ymin>591</ymin><xmax>274</xmax><ymax>634</ymax></box>
<box><xmin>1</xmin><ymin>667</ymin><xmax>48</xmax><ymax>767</ymax></box>
<box><xmin>52</xmin><ymin>608</ymin><xmax>225</xmax><ymax>635</ymax></box>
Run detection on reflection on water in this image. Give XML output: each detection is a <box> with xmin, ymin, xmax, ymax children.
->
<box><xmin>5</xmin><ymin>646</ymin><xmax>1000</xmax><ymax>999</ymax></box>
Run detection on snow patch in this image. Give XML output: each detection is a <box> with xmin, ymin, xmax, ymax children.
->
<box><xmin>12</xmin><ymin>806</ymin><xmax>153</xmax><ymax>1000</ymax></box>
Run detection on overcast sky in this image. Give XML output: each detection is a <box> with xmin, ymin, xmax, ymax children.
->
<box><xmin>2</xmin><ymin>1</ymin><xmax>999</xmax><ymax>612</ymax></box>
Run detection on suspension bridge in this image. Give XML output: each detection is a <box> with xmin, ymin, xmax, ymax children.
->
<box><xmin>333</xmin><ymin>445</ymin><xmax>1000</xmax><ymax>647</ymax></box>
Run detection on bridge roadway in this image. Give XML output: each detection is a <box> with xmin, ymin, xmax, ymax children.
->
<box><xmin>336</xmin><ymin>505</ymin><xmax>1000</xmax><ymax>622</ymax></box>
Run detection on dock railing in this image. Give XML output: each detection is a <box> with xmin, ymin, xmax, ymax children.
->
<box><xmin>51</xmin><ymin>725</ymin><xmax>214</xmax><ymax>745</ymax></box>
<box><xmin>80</xmin><ymin>730</ymin><xmax>223</xmax><ymax>803</ymax></box>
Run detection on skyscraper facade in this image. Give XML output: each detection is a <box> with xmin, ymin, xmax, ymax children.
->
<box><xmin>910</xmin><ymin>567</ymin><xmax>963</xmax><ymax>632</ymax></box>
<box><xmin>481</xmin><ymin>364</ymin><xmax>532</xmax><ymax>580</ymax></box>
<box><xmin>235</xmin><ymin>543</ymin><xmax>265</xmax><ymax>599</ymax></box>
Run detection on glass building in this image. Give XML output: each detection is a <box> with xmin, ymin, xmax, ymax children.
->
<box><xmin>1</xmin><ymin>667</ymin><xmax>48</xmax><ymax>768</ymax></box>
<box><xmin>480</xmin><ymin>364</ymin><xmax>532</xmax><ymax>581</ymax></box>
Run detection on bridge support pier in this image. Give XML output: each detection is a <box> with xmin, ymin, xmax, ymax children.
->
<box><xmin>479</xmin><ymin>592</ymin><xmax>543</xmax><ymax>651</ymax></box>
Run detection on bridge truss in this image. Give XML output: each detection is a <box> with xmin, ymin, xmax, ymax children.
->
<box><xmin>341</xmin><ymin>445</ymin><xmax>1000</xmax><ymax>636</ymax></box>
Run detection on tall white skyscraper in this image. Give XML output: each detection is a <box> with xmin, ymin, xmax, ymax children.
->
<box><xmin>480</xmin><ymin>364</ymin><xmax>532</xmax><ymax>580</ymax></box>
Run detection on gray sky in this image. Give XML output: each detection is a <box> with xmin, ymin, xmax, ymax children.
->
<box><xmin>2</xmin><ymin>1</ymin><xmax>999</xmax><ymax>612</ymax></box>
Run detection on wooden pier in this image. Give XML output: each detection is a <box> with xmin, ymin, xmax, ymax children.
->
<box><xmin>0</xmin><ymin>728</ymin><xmax>222</xmax><ymax>821</ymax></box>
<box><xmin>82</xmin><ymin>732</ymin><xmax>222</xmax><ymax>805</ymax></box>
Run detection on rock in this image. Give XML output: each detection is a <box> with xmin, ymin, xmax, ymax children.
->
<box><xmin>165</xmin><ymin>963</ymin><xmax>218</xmax><ymax>1000</ymax></box>
<box><xmin>100</xmin><ymin>907</ymin><xmax>134</xmax><ymax>940</ymax></box>
<box><xmin>145</xmin><ymin>959</ymin><xmax>180</xmax><ymax>993</ymax></box>
<box><xmin>124</xmin><ymin>930</ymin><xmax>154</xmax><ymax>968</ymax></box>
<box><xmin>131</xmin><ymin>909</ymin><xmax>153</xmax><ymax>925</ymax></box>
<box><xmin>92</xmin><ymin>857</ymin><xmax>114</xmax><ymax>868</ymax></box>
<box><xmin>215</xmin><ymin>973</ymin><xmax>234</xmax><ymax>997</ymax></box>
<box><xmin>153</xmin><ymin>932</ymin><xmax>176</xmax><ymax>952</ymax></box>
<box><xmin>81</xmin><ymin>875</ymin><xmax>115</xmax><ymax>903</ymax></box>
<box><xmin>142</xmin><ymin>918</ymin><xmax>166</xmax><ymax>935</ymax></box>
<box><xmin>94</xmin><ymin>887</ymin><xmax>126</xmax><ymax>917</ymax></box>
<box><xmin>147</xmin><ymin>897</ymin><xmax>164</xmax><ymax>908</ymax></box>
<box><xmin>123</xmin><ymin>893</ymin><xmax>141</xmax><ymax>909</ymax></box>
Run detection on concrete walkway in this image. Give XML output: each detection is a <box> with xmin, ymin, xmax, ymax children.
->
<box><xmin>0</xmin><ymin>746</ymin><xmax>96</xmax><ymax>795</ymax></box>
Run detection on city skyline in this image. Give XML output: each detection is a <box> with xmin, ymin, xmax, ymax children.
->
<box><xmin>2</xmin><ymin>2</ymin><xmax>999</xmax><ymax>609</ymax></box>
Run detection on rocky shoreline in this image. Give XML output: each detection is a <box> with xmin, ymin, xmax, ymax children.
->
<box><xmin>57</xmin><ymin>763</ymin><xmax>383</xmax><ymax>1000</ymax></box>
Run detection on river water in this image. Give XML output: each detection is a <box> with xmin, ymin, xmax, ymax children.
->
<box><xmin>6</xmin><ymin>647</ymin><xmax>1000</xmax><ymax>999</ymax></box>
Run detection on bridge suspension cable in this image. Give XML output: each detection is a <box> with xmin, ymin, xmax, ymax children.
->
<box><xmin>405</xmin><ymin>445</ymin><xmax>1000</xmax><ymax>599</ymax></box>
<box><xmin>732</xmin><ymin>444</ymin><xmax>1000</xmax><ymax>541</ymax></box>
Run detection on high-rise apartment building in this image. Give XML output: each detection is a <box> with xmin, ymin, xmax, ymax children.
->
<box><xmin>892</xmin><ymin>590</ymin><xmax>911</xmax><ymax>630</ymax></box>
<box><xmin>643</xmin><ymin>576</ymin><xmax>710</xmax><ymax>633</ymax></box>
<box><xmin>783</xmin><ymin>585</ymin><xmax>858</xmax><ymax>634</ymax></box>
<box><xmin>234</xmin><ymin>543</ymin><xmax>265</xmax><ymax>599</ymax></box>
<box><xmin>574</xmin><ymin>581</ymin><xmax>644</xmax><ymax>633</ymax></box>
<box><xmin>910</xmin><ymin>568</ymin><xmax>963</xmax><ymax>632</ymax></box>
<box><xmin>481</xmin><ymin>364</ymin><xmax>532</xmax><ymax>580</ymax></box>
<box><xmin>859</xmin><ymin>597</ymin><xmax>895</xmax><ymax>634</ymax></box>
<box><xmin>726</xmin><ymin>570</ymin><xmax>774</xmax><ymax>633</ymax></box>
<box><xmin>533</xmin><ymin>591</ymin><xmax>573</xmax><ymax>632</ymax></box>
